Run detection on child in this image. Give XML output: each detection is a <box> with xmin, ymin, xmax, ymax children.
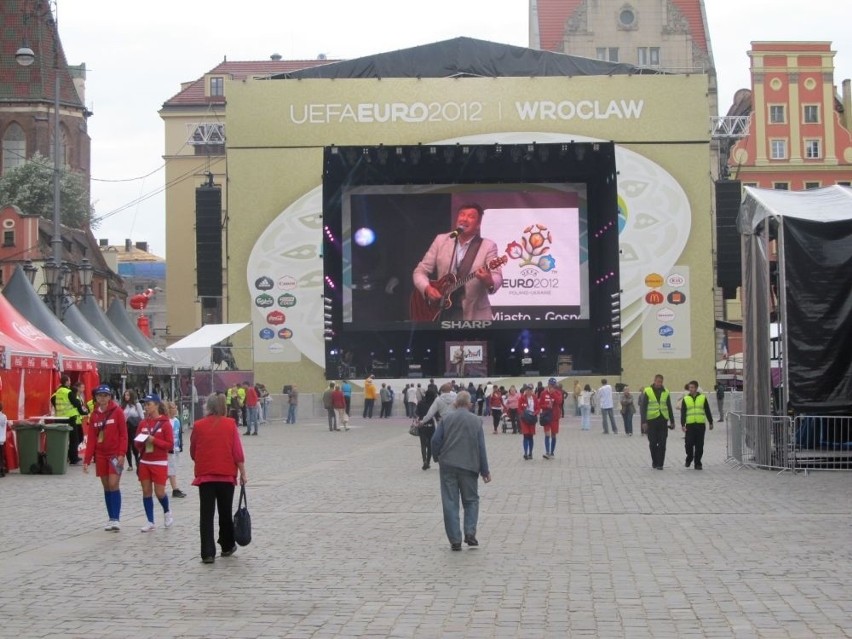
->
<box><xmin>167</xmin><ymin>402</ymin><xmax>186</xmax><ymax>498</ymax></box>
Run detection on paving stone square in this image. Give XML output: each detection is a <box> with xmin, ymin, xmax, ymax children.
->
<box><xmin>0</xmin><ymin>412</ymin><xmax>850</xmax><ymax>638</ymax></box>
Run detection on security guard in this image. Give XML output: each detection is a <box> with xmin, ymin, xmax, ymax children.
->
<box><xmin>640</xmin><ymin>374</ymin><xmax>675</xmax><ymax>469</ymax></box>
<box><xmin>52</xmin><ymin>376</ymin><xmax>88</xmax><ymax>464</ymax></box>
<box><xmin>680</xmin><ymin>380</ymin><xmax>714</xmax><ymax>469</ymax></box>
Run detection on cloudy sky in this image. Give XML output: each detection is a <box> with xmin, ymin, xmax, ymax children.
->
<box><xmin>54</xmin><ymin>0</ymin><xmax>852</xmax><ymax>256</ymax></box>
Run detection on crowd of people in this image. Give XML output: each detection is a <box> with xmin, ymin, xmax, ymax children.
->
<box><xmin>40</xmin><ymin>371</ymin><xmax>720</xmax><ymax>559</ymax></box>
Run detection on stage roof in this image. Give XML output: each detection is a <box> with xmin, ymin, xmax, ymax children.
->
<box><xmin>273</xmin><ymin>36</ymin><xmax>655</xmax><ymax>80</ymax></box>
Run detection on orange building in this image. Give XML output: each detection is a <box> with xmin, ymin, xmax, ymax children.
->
<box><xmin>728</xmin><ymin>42</ymin><xmax>852</xmax><ymax>189</ymax></box>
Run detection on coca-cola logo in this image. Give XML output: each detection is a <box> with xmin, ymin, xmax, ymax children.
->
<box><xmin>266</xmin><ymin>310</ymin><xmax>286</xmax><ymax>326</ymax></box>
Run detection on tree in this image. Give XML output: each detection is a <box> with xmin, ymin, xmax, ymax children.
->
<box><xmin>0</xmin><ymin>152</ymin><xmax>95</xmax><ymax>229</ymax></box>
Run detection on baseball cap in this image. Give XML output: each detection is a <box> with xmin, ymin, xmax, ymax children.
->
<box><xmin>548</xmin><ymin>377</ymin><xmax>557</xmax><ymax>386</ymax></box>
<box><xmin>94</xmin><ymin>384</ymin><xmax>112</xmax><ymax>396</ymax></box>
<box><xmin>142</xmin><ymin>393</ymin><xmax>161</xmax><ymax>404</ymax></box>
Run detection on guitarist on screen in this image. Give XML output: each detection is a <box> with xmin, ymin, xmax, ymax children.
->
<box><xmin>412</xmin><ymin>203</ymin><xmax>503</xmax><ymax>321</ymax></box>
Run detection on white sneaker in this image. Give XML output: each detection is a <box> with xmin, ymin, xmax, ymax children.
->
<box><xmin>164</xmin><ymin>512</ymin><xmax>174</xmax><ymax>528</ymax></box>
<box><xmin>112</xmin><ymin>521</ymin><xmax>121</xmax><ymax>532</ymax></box>
<box><xmin>140</xmin><ymin>521</ymin><xmax>155</xmax><ymax>533</ymax></box>
<box><xmin>104</xmin><ymin>520</ymin><xmax>115</xmax><ymax>531</ymax></box>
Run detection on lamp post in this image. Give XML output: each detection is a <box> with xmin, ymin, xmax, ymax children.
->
<box><xmin>22</xmin><ymin>259</ymin><xmax>38</xmax><ymax>286</ymax></box>
<box><xmin>78</xmin><ymin>257</ymin><xmax>93</xmax><ymax>296</ymax></box>
<box><xmin>16</xmin><ymin>3</ymin><xmax>63</xmax><ymax>316</ymax></box>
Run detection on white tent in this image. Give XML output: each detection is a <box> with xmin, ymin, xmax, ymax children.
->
<box><xmin>166</xmin><ymin>323</ymin><xmax>250</xmax><ymax>369</ymax></box>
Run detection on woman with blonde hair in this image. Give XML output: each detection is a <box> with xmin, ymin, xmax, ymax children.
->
<box><xmin>190</xmin><ymin>393</ymin><xmax>248</xmax><ymax>564</ymax></box>
<box><xmin>166</xmin><ymin>402</ymin><xmax>187</xmax><ymax>498</ymax></box>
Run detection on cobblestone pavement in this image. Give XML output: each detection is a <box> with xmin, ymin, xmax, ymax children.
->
<box><xmin>1</xmin><ymin>412</ymin><xmax>850</xmax><ymax>639</ymax></box>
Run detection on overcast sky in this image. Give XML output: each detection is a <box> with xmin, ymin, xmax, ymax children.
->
<box><xmin>55</xmin><ymin>0</ymin><xmax>852</xmax><ymax>257</ymax></box>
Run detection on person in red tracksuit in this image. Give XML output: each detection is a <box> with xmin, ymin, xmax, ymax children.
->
<box><xmin>191</xmin><ymin>393</ymin><xmax>248</xmax><ymax>564</ymax></box>
<box><xmin>135</xmin><ymin>393</ymin><xmax>174</xmax><ymax>533</ymax></box>
<box><xmin>518</xmin><ymin>385</ymin><xmax>539</xmax><ymax>460</ymax></box>
<box><xmin>83</xmin><ymin>385</ymin><xmax>128</xmax><ymax>531</ymax></box>
<box><xmin>539</xmin><ymin>378</ymin><xmax>564</xmax><ymax>460</ymax></box>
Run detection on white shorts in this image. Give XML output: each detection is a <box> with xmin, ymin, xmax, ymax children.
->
<box><xmin>167</xmin><ymin>451</ymin><xmax>180</xmax><ymax>476</ymax></box>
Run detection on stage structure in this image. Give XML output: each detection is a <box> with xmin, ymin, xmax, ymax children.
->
<box><xmin>322</xmin><ymin>142</ymin><xmax>621</xmax><ymax>378</ymax></box>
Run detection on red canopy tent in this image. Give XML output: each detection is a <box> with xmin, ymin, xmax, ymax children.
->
<box><xmin>0</xmin><ymin>293</ymin><xmax>97</xmax><ymax>420</ymax></box>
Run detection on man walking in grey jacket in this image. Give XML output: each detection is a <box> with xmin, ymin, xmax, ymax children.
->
<box><xmin>431</xmin><ymin>391</ymin><xmax>492</xmax><ymax>551</ymax></box>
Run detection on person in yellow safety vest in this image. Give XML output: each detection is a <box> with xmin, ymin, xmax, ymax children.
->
<box><xmin>51</xmin><ymin>376</ymin><xmax>88</xmax><ymax>465</ymax></box>
<box><xmin>680</xmin><ymin>380</ymin><xmax>714</xmax><ymax>470</ymax></box>
<box><xmin>237</xmin><ymin>383</ymin><xmax>247</xmax><ymax>428</ymax></box>
<box><xmin>639</xmin><ymin>374</ymin><xmax>675</xmax><ymax>470</ymax></box>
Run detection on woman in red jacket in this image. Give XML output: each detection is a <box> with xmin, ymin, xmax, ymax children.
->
<box><xmin>518</xmin><ymin>384</ymin><xmax>539</xmax><ymax>460</ymax></box>
<box><xmin>191</xmin><ymin>393</ymin><xmax>248</xmax><ymax>564</ymax></box>
<box><xmin>83</xmin><ymin>385</ymin><xmax>128</xmax><ymax>531</ymax></box>
<box><xmin>135</xmin><ymin>393</ymin><xmax>174</xmax><ymax>532</ymax></box>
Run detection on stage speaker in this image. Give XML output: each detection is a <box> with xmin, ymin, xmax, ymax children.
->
<box><xmin>196</xmin><ymin>186</ymin><xmax>222</xmax><ymax>297</ymax></box>
<box><xmin>715</xmin><ymin>180</ymin><xmax>742</xmax><ymax>298</ymax></box>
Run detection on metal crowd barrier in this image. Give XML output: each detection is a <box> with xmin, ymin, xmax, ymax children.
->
<box><xmin>727</xmin><ymin>413</ymin><xmax>852</xmax><ymax>472</ymax></box>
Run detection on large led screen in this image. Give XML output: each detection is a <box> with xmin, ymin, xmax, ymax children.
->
<box><xmin>341</xmin><ymin>185</ymin><xmax>589</xmax><ymax>331</ymax></box>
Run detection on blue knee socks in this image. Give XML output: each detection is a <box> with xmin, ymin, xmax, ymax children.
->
<box><xmin>104</xmin><ymin>491</ymin><xmax>113</xmax><ymax>520</ymax></box>
<box><xmin>551</xmin><ymin>437</ymin><xmax>557</xmax><ymax>455</ymax></box>
<box><xmin>143</xmin><ymin>495</ymin><xmax>154</xmax><ymax>523</ymax></box>
<box><xmin>523</xmin><ymin>436</ymin><xmax>533</xmax><ymax>455</ymax></box>
<box><xmin>544</xmin><ymin>435</ymin><xmax>551</xmax><ymax>454</ymax></box>
<box><xmin>158</xmin><ymin>494</ymin><xmax>170</xmax><ymax>514</ymax></box>
<box><xmin>111</xmin><ymin>491</ymin><xmax>121</xmax><ymax>520</ymax></box>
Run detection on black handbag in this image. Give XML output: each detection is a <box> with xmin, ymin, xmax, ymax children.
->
<box><xmin>233</xmin><ymin>485</ymin><xmax>251</xmax><ymax>547</ymax></box>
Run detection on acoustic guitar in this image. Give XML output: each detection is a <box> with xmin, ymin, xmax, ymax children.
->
<box><xmin>409</xmin><ymin>255</ymin><xmax>508</xmax><ymax>322</ymax></box>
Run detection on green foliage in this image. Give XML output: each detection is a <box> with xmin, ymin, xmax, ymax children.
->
<box><xmin>0</xmin><ymin>152</ymin><xmax>95</xmax><ymax>229</ymax></box>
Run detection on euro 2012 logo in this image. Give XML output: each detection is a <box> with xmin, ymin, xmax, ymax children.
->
<box><xmin>505</xmin><ymin>224</ymin><xmax>556</xmax><ymax>272</ymax></box>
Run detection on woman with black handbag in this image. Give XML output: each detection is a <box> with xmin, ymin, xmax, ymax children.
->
<box><xmin>190</xmin><ymin>393</ymin><xmax>248</xmax><ymax>564</ymax></box>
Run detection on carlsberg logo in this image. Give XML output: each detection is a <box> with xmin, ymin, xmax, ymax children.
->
<box><xmin>515</xmin><ymin>99</ymin><xmax>644</xmax><ymax>120</ymax></box>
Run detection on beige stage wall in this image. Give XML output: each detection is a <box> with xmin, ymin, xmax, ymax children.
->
<box><xmin>220</xmin><ymin>74</ymin><xmax>714</xmax><ymax>393</ymax></box>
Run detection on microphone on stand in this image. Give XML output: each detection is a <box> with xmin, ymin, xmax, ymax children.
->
<box><xmin>449</xmin><ymin>226</ymin><xmax>465</xmax><ymax>239</ymax></box>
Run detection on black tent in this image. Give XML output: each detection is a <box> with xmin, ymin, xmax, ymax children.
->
<box><xmin>78</xmin><ymin>296</ymin><xmax>167</xmax><ymax>370</ymax></box>
<box><xmin>105</xmin><ymin>300</ymin><xmax>177</xmax><ymax>368</ymax></box>
<box><xmin>61</xmin><ymin>303</ymin><xmax>139</xmax><ymax>367</ymax></box>
<box><xmin>274</xmin><ymin>36</ymin><xmax>657</xmax><ymax>80</ymax></box>
<box><xmin>739</xmin><ymin>185</ymin><xmax>852</xmax><ymax>416</ymax></box>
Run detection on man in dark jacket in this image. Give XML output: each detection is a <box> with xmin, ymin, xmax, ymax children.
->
<box><xmin>639</xmin><ymin>374</ymin><xmax>676</xmax><ymax>469</ymax></box>
<box><xmin>431</xmin><ymin>391</ymin><xmax>492</xmax><ymax>551</ymax></box>
<box><xmin>681</xmin><ymin>380</ymin><xmax>714</xmax><ymax>469</ymax></box>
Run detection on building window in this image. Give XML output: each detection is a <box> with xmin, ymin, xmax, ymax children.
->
<box><xmin>2</xmin><ymin>123</ymin><xmax>26</xmax><ymax>175</ymax></box>
<box><xmin>773</xmin><ymin>182</ymin><xmax>790</xmax><ymax>190</ymax></box>
<box><xmin>804</xmin><ymin>181</ymin><xmax>821</xmax><ymax>189</ymax></box>
<box><xmin>2</xmin><ymin>230</ymin><xmax>14</xmax><ymax>247</ymax></box>
<box><xmin>210</xmin><ymin>77</ymin><xmax>224</xmax><ymax>97</ymax></box>
<box><xmin>618</xmin><ymin>7</ymin><xmax>637</xmax><ymax>28</ymax></box>
<box><xmin>838</xmin><ymin>181</ymin><xmax>851</xmax><ymax>186</ymax></box>
<box><xmin>637</xmin><ymin>47</ymin><xmax>660</xmax><ymax>66</ymax></box>
<box><xmin>803</xmin><ymin>104</ymin><xmax>820</xmax><ymax>123</ymax></box>
<box><xmin>770</xmin><ymin>139</ymin><xmax>787</xmax><ymax>159</ymax></box>
<box><xmin>769</xmin><ymin>105</ymin><xmax>786</xmax><ymax>124</ymax></box>
<box><xmin>596</xmin><ymin>47</ymin><xmax>619</xmax><ymax>62</ymax></box>
<box><xmin>804</xmin><ymin>139</ymin><xmax>821</xmax><ymax>159</ymax></box>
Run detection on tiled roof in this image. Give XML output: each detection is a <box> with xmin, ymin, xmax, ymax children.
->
<box><xmin>671</xmin><ymin>0</ymin><xmax>709</xmax><ymax>55</ymax></box>
<box><xmin>534</xmin><ymin>0</ymin><xmax>710</xmax><ymax>55</ymax></box>
<box><xmin>0</xmin><ymin>0</ymin><xmax>83</xmax><ymax>106</ymax></box>
<box><xmin>162</xmin><ymin>59</ymin><xmax>337</xmax><ymax>107</ymax></box>
<box><xmin>535</xmin><ymin>0</ymin><xmax>583</xmax><ymax>52</ymax></box>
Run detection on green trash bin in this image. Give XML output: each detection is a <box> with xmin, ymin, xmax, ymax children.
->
<box><xmin>13</xmin><ymin>421</ymin><xmax>72</xmax><ymax>475</ymax></box>
<box><xmin>13</xmin><ymin>422</ymin><xmax>41</xmax><ymax>475</ymax></box>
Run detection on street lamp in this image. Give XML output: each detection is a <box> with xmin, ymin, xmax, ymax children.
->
<box><xmin>78</xmin><ymin>257</ymin><xmax>93</xmax><ymax>296</ymax></box>
<box><xmin>22</xmin><ymin>259</ymin><xmax>38</xmax><ymax>286</ymax></box>
<box><xmin>16</xmin><ymin>3</ymin><xmax>63</xmax><ymax>316</ymax></box>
